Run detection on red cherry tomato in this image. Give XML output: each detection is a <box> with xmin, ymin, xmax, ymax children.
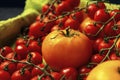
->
<box><xmin>26</xmin><ymin>52</ymin><xmax>42</xmax><ymax>65</ymax></box>
<box><xmin>1</xmin><ymin>46</ymin><xmax>13</xmax><ymax>57</ymax></box>
<box><xmin>28</xmin><ymin>40</ymin><xmax>41</xmax><ymax>53</ymax></box>
<box><xmin>28</xmin><ymin>21</ymin><xmax>46</xmax><ymax>39</ymax></box>
<box><xmin>45</xmin><ymin>72</ymin><xmax>61</xmax><ymax>80</ymax></box>
<box><xmin>87</xmin><ymin>2</ymin><xmax>106</xmax><ymax>19</ymax></box>
<box><xmin>109</xmin><ymin>52</ymin><xmax>120</xmax><ymax>60</ymax></box>
<box><xmin>91</xmin><ymin>53</ymin><xmax>105</xmax><ymax>63</ymax></box>
<box><xmin>64</xmin><ymin>17</ymin><xmax>80</xmax><ymax>30</ymax></box>
<box><xmin>31</xmin><ymin>63</ymin><xmax>44</xmax><ymax>77</ymax></box>
<box><xmin>94</xmin><ymin>9</ymin><xmax>110</xmax><ymax>22</ymax></box>
<box><xmin>15</xmin><ymin>44</ymin><xmax>29</xmax><ymax>59</ymax></box>
<box><xmin>60</xmin><ymin>67</ymin><xmax>78</xmax><ymax>80</ymax></box>
<box><xmin>0</xmin><ymin>61</ymin><xmax>16</xmax><ymax>74</ymax></box>
<box><xmin>11</xmin><ymin>69</ymin><xmax>31</xmax><ymax>80</ymax></box>
<box><xmin>0</xmin><ymin>70</ymin><xmax>11</xmax><ymax>80</ymax></box>
<box><xmin>110</xmin><ymin>9</ymin><xmax>120</xmax><ymax>22</ymax></box>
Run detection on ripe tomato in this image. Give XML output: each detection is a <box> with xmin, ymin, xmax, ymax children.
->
<box><xmin>55</xmin><ymin>1</ymin><xmax>73</xmax><ymax>15</ymax></box>
<box><xmin>87</xmin><ymin>2</ymin><xmax>106</xmax><ymax>19</ymax></box>
<box><xmin>15</xmin><ymin>44</ymin><xmax>29</xmax><ymax>59</ymax></box>
<box><xmin>94</xmin><ymin>9</ymin><xmax>110</xmax><ymax>22</ymax></box>
<box><xmin>79</xmin><ymin>17</ymin><xmax>95</xmax><ymax>32</ymax></box>
<box><xmin>42</xmin><ymin>29</ymin><xmax>92</xmax><ymax>71</ymax></box>
<box><xmin>103</xmin><ymin>21</ymin><xmax>116</xmax><ymax>36</ymax></box>
<box><xmin>28</xmin><ymin>21</ymin><xmax>46</xmax><ymax>39</ymax></box>
<box><xmin>98</xmin><ymin>39</ymin><xmax>114</xmax><ymax>53</ymax></box>
<box><xmin>60</xmin><ymin>67</ymin><xmax>78</xmax><ymax>80</ymax></box>
<box><xmin>91</xmin><ymin>53</ymin><xmax>105</xmax><ymax>63</ymax></box>
<box><xmin>45</xmin><ymin>72</ymin><xmax>61</xmax><ymax>80</ymax></box>
<box><xmin>11</xmin><ymin>69</ymin><xmax>31</xmax><ymax>80</ymax></box>
<box><xmin>110</xmin><ymin>9</ymin><xmax>120</xmax><ymax>22</ymax></box>
<box><xmin>0</xmin><ymin>70</ymin><xmax>11</xmax><ymax>80</ymax></box>
<box><xmin>0</xmin><ymin>61</ymin><xmax>16</xmax><ymax>74</ymax></box>
<box><xmin>28</xmin><ymin>40</ymin><xmax>41</xmax><ymax>53</ymax></box>
<box><xmin>66</xmin><ymin>0</ymin><xmax>80</xmax><ymax>8</ymax></box>
<box><xmin>26</xmin><ymin>52</ymin><xmax>42</xmax><ymax>65</ymax></box>
<box><xmin>109</xmin><ymin>52</ymin><xmax>120</xmax><ymax>60</ymax></box>
<box><xmin>83</xmin><ymin>24</ymin><xmax>100</xmax><ymax>38</ymax></box>
<box><xmin>1</xmin><ymin>46</ymin><xmax>13</xmax><ymax>57</ymax></box>
<box><xmin>64</xmin><ymin>17</ymin><xmax>80</xmax><ymax>30</ymax></box>
<box><xmin>31</xmin><ymin>63</ymin><xmax>44</xmax><ymax>77</ymax></box>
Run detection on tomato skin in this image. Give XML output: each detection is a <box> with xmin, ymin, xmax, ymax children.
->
<box><xmin>60</xmin><ymin>67</ymin><xmax>78</xmax><ymax>80</ymax></box>
<box><xmin>64</xmin><ymin>17</ymin><xmax>80</xmax><ymax>30</ymax></box>
<box><xmin>93</xmin><ymin>38</ymin><xmax>103</xmax><ymax>52</ymax></box>
<box><xmin>11</xmin><ymin>69</ymin><xmax>31</xmax><ymax>80</ymax></box>
<box><xmin>1</xmin><ymin>46</ymin><xmax>13</xmax><ymax>57</ymax></box>
<box><xmin>42</xmin><ymin>29</ymin><xmax>92</xmax><ymax>71</ymax></box>
<box><xmin>98</xmin><ymin>39</ymin><xmax>114</xmax><ymax>53</ymax></box>
<box><xmin>109</xmin><ymin>52</ymin><xmax>120</xmax><ymax>60</ymax></box>
<box><xmin>83</xmin><ymin>24</ymin><xmax>100</xmax><ymax>37</ymax></box>
<box><xmin>66</xmin><ymin>0</ymin><xmax>80</xmax><ymax>8</ymax></box>
<box><xmin>55</xmin><ymin>1</ymin><xmax>73</xmax><ymax>15</ymax></box>
<box><xmin>26</xmin><ymin>52</ymin><xmax>42</xmax><ymax>65</ymax></box>
<box><xmin>15</xmin><ymin>44</ymin><xmax>29</xmax><ymax>59</ymax></box>
<box><xmin>94</xmin><ymin>9</ymin><xmax>110</xmax><ymax>22</ymax></box>
<box><xmin>31</xmin><ymin>64</ymin><xmax>44</xmax><ymax>77</ymax></box>
<box><xmin>87</xmin><ymin>2</ymin><xmax>106</xmax><ymax>19</ymax></box>
<box><xmin>91</xmin><ymin>53</ymin><xmax>105</xmax><ymax>63</ymax></box>
<box><xmin>28</xmin><ymin>40</ymin><xmax>41</xmax><ymax>53</ymax></box>
<box><xmin>0</xmin><ymin>61</ymin><xmax>17</xmax><ymax>74</ymax></box>
<box><xmin>28</xmin><ymin>21</ymin><xmax>46</xmax><ymax>38</ymax></box>
<box><xmin>45</xmin><ymin>72</ymin><xmax>61</xmax><ymax>80</ymax></box>
<box><xmin>0</xmin><ymin>70</ymin><xmax>11</xmax><ymax>80</ymax></box>
<box><xmin>79</xmin><ymin>17</ymin><xmax>95</xmax><ymax>32</ymax></box>
<box><xmin>110</xmin><ymin>9</ymin><xmax>120</xmax><ymax>22</ymax></box>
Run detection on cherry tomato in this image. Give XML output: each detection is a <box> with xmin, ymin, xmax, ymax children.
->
<box><xmin>55</xmin><ymin>1</ymin><xmax>73</xmax><ymax>15</ymax></box>
<box><xmin>45</xmin><ymin>72</ymin><xmax>61</xmax><ymax>80</ymax></box>
<box><xmin>51</xmin><ymin>25</ymin><xmax>62</xmax><ymax>32</ymax></box>
<box><xmin>83</xmin><ymin>24</ymin><xmax>100</xmax><ymax>38</ymax></box>
<box><xmin>94</xmin><ymin>9</ymin><xmax>110</xmax><ymax>22</ymax></box>
<box><xmin>115</xmin><ymin>20</ymin><xmax>120</xmax><ymax>35</ymax></box>
<box><xmin>79</xmin><ymin>66</ymin><xmax>91</xmax><ymax>78</ymax></box>
<box><xmin>15</xmin><ymin>44</ymin><xmax>29</xmax><ymax>59</ymax></box>
<box><xmin>5</xmin><ymin>52</ymin><xmax>21</xmax><ymax>60</ymax></box>
<box><xmin>91</xmin><ymin>53</ymin><xmax>105</xmax><ymax>63</ymax></box>
<box><xmin>70</xmin><ymin>11</ymin><xmax>84</xmax><ymax>23</ymax></box>
<box><xmin>64</xmin><ymin>17</ymin><xmax>80</xmax><ymax>30</ymax></box>
<box><xmin>87</xmin><ymin>2</ymin><xmax>106</xmax><ymax>19</ymax></box>
<box><xmin>42</xmin><ymin>4</ymin><xmax>55</xmax><ymax>14</ymax></box>
<box><xmin>31</xmin><ymin>63</ymin><xmax>44</xmax><ymax>77</ymax></box>
<box><xmin>110</xmin><ymin>52</ymin><xmax>120</xmax><ymax>60</ymax></box>
<box><xmin>103</xmin><ymin>21</ymin><xmax>116</xmax><ymax>36</ymax></box>
<box><xmin>11</xmin><ymin>69</ymin><xmax>31</xmax><ymax>80</ymax></box>
<box><xmin>110</xmin><ymin>9</ymin><xmax>120</xmax><ymax>22</ymax></box>
<box><xmin>28</xmin><ymin>21</ymin><xmax>46</xmax><ymax>39</ymax></box>
<box><xmin>26</xmin><ymin>52</ymin><xmax>42</xmax><ymax>65</ymax></box>
<box><xmin>15</xmin><ymin>38</ymin><xmax>27</xmax><ymax>46</ymax></box>
<box><xmin>98</xmin><ymin>39</ymin><xmax>114</xmax><ymax>54</ymax></box>
<box><xmin>60</xmin><ymin>67</ymin><xmax>78</xmax><ymax>80</ymax></box>
<box><xmin>66</xmin><ymin>0</ymin><xmax>80</xmax><ymax>8</ymax></box>
<box><xmin>1</xmin><ymin>46</ymin><xmax>13</xmax><ymax>57</ymax></box>
<box><xmin>0</xmin><ymin>70</ymin><xmax>11</xmax><ymax>80</ymax></box>
<box><xmin>28</xmin><ymin>40</ymin><xmax>41</xmax><ymax>53</ymax></box>
<box><xmin>93</xmin><ymin>38</ymin><xmax>103</xmax><ymax>51</ymax></box>
<box><xmin>0</xmin><ymin>61</ymin><xmax>16</xmax><ymax>74</ymax></box>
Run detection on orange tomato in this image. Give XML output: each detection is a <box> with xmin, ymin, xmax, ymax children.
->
<box><xmin>42</xmin><ymin>29</ymin><xmax>93</xmax><ymax>71</ymax></box>
<box><xmin>79</xmin><ymin>16</ymin><xmax>95</xmax><ymax>32</ymax></box>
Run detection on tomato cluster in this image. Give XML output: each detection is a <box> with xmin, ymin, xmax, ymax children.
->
<box><xmin>0</xmin><ymin>0</ymin><xmax>120</xmax><ymax>80</ymax></box>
